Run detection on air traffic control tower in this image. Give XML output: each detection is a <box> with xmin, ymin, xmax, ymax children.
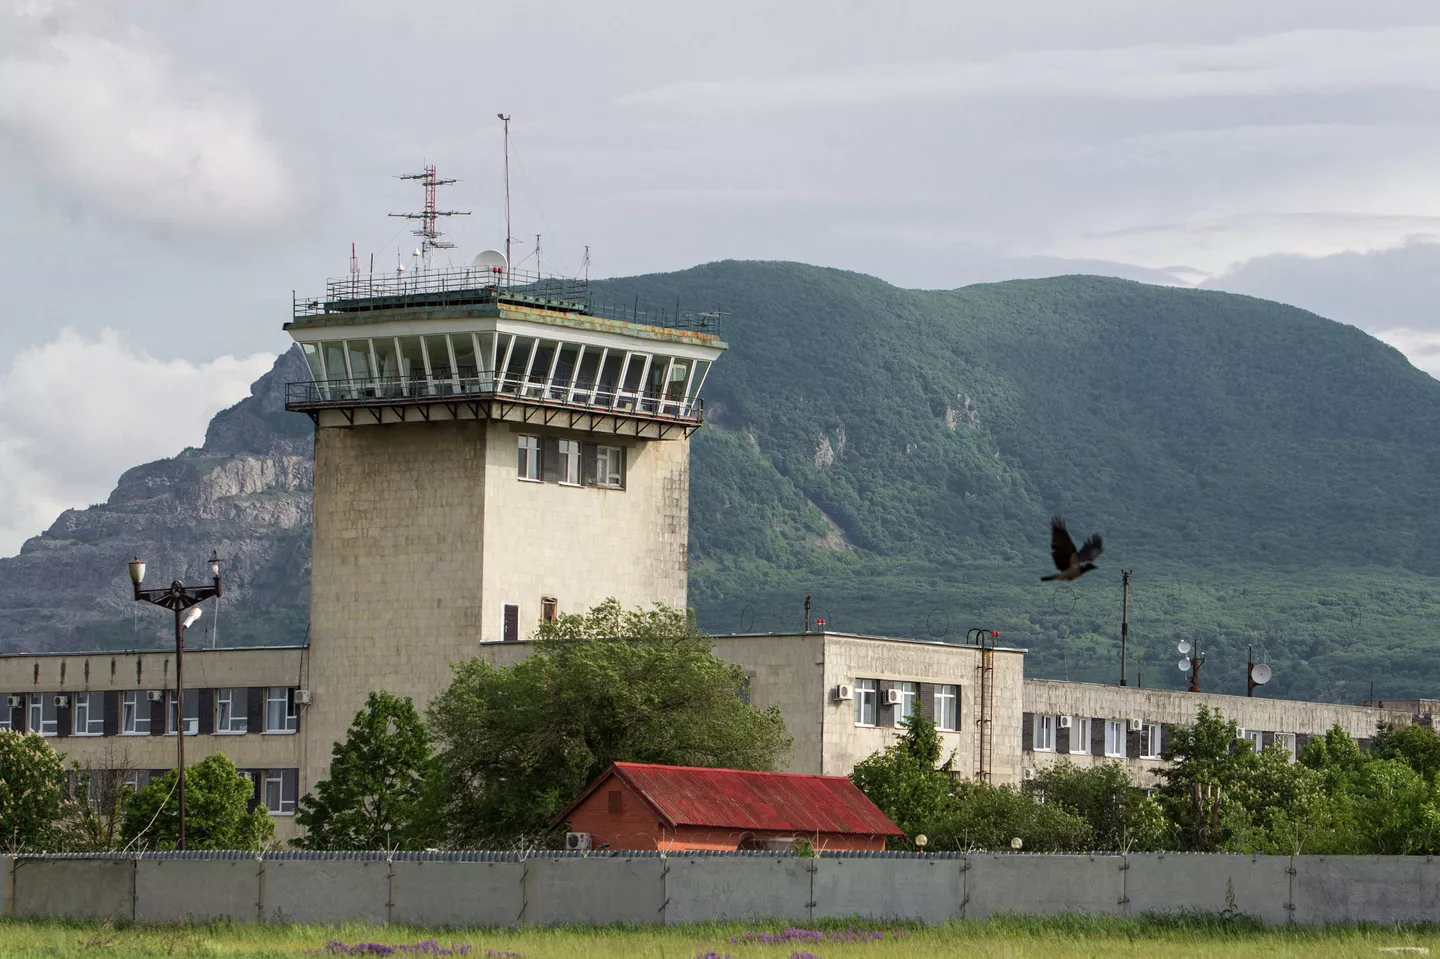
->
<box><xmin>284</xmin><ymin>241</ymin><xmax>725</xmax><ymax>786</ymax></box>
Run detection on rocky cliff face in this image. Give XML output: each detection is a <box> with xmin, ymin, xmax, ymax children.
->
<box><xmin>0</xmin><ymin>348</ymin><xmax>316</xmax><ymax>653</ymax></box>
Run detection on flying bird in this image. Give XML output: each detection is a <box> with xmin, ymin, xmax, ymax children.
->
<box><xmin>1042</xmin><ymin>516</ymin><xmax>1103</xmax><ymax>582</ymax></box>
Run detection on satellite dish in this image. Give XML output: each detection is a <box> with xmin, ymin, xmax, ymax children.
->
<box><xmin>473</xmin><ymin>249</ymin><xmax>508</xmax><ymax>273</ymax></box>
<box><xmin>1252</xmin><ymin>663</ymin><xmax>1272</xmax><ymax>685</ymax></box>
<box><xmin>1178</xmin><ymin>641</ymin><xmax>1191</xmax><ymax>655</ymax></box>
<box><xmin>1178</xmin><ymin>657</ymin><xmax>1191</xmax><ymax>671</ymax></box>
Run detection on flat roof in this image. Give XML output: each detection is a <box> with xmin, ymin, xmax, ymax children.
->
<box><xmin>712</xmin><ymin>630</ymin><xmax>1029</xmax><ymax>654</ymax></box>
<box><xmin>0</xmin><ymin>644</ymin><xmax>309</xmax><ymax>661</ymax></box>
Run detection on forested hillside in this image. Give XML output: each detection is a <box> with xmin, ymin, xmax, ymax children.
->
<box><xmin>8</xmin><ymin>261</ymin><xmax>1440</xmax><ymax>704</ymax></box>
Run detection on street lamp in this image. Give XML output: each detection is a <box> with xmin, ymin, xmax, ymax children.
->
<box><xmin>128</xmin><ymin>551</ymin><xmax>223</xmax><ymax>850</ymax></box>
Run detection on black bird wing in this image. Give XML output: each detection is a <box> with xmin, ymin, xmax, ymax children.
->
<box><xmin>1050</xmin><ymin>516</ymin><xmax>1078</xmax><ymax>571</ymax></box>
<box><xmin>1077</xmin><ymin>533</ymin><xmax>1104</xmax><ymax>563</ymax></box>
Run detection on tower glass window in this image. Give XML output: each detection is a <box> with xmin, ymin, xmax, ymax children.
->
<box><xmin>424</xmin><ymin>335</ymin><xmax>454</xmax><ymax>393</ymax></box>
<box><xmin>558</xmin><ymin>440</ymin><xmax>581</xmax><ymax>485</ymax></box>
<box><xmin>451</xmin><ymin>333</ymin><xmax>478</xmax><ymax>387</ymax></box>
<box><xmin>517</xmin><ymin>436</ymin><xmax>540</xmax><ymax>481</ymax></box>
<box><xmin>596</xmin><ymin>446</ymin><xmax>624</xmax><ymax>488</ymax></box>
<box><xmin>397</xmin><ymin>336</ymin><xmax>426</xmax><ymax>392</ymax></box>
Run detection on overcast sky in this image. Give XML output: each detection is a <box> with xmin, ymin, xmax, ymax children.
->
<box><xmin>2</xmin><ymin>0</ymin><xmax>1440</xmax><ymax>554</ymax></box>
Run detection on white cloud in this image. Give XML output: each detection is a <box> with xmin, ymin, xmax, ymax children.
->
<box><xmin>0</xmin><ymin>329</ymin><xmax>274</xmax><ymax>556</ymax></box>
<box><xmin>0</xmin><ymin>1</ymin><xmax>294</xmax><ymax>234</ymax></box>
<box><xmin>620</xmin><ymin>25</ymin><xmax>1440</xmax><ymax>109</ymax></box>
<box><xmin>1373</xmin><ymin>329</ymin><xmax>1440</xmax><ymax>378</ymax></box>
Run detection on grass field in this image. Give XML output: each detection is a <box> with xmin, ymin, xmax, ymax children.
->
<box><xmin>0</xmin><ymin>916</ymin><xmax>1436</xmax><ymax>959</ymax></box>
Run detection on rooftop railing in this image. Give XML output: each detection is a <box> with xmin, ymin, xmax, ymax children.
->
<box><xmin>285</xmin><ymin>372</ymin><xmax>705</xmax><ymax>424</ymax></box>
<box><xmin>293</xmin><ymin>267</ymin><xmax>721</xmax><ymax>336</ymax></box>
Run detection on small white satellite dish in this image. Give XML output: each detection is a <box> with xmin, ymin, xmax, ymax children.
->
<box><xmin>1178</xmin><ymin>657</ymin><xmax>1191</xmax><ymax>671</ymax></box>
<box><xmin>1178</xmin><ymin>641</ymin><xmax>1191</xmax><ymax>655</ymax></box>
<box><xmin>1252</xmin><ymin>663</ymin><xmax>1272</xmax><ymax>685</ymax></box>
<box><xmin>472</xmin><ymin>249</ymin><xmax>508</xmax><ymax>273</ymax></box>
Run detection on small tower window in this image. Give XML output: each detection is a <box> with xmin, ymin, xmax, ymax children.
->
<box><xmin>541</xmin><ymin>597</ymin><xmax>558</xmax><ymax>623</ymax></box>
<box><xmin>517</xmin><ymin>436</ymin><xmax>540</xmax><ymax>481</ymax></box>
<box><xmin>607</xmin><ymin>790</ymin><xmax>622</xmax><ymax>814</ymax></box>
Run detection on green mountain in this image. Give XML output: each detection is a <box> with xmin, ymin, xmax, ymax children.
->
<box><xmin>8</xmin><ymin>261</ymin><xmax>1440</xmax><ymax>704</ymax></box>
<box><xmin>593</xmin><ymin>263</ymin><xmax>1440</xmax><ymax>703</ymax></box>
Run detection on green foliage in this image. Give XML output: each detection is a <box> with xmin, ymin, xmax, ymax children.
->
<box><xmin>294</xmin><ymin>692</ymin><xmax>441</xmax><ymax>851</ymax></box>
<box><xmin>120</xmin><ymin>753</ymin><xmax>273</xmax><ymax>851</ymax></box>
<box><xmin>427</xmin><ymin>599</ymin><xmax>793</xmax><ymax>848</ymax></box>
<box><xmin>1026</xmin><ymin>760</ymin><xmax>1167</xmax><ymax>851</ymax></box>
<box><xmin>0</xmin><ymin>730</ymin><xmax>64</xmax><ymax>851</ymax></box>
<box><xmin>850</xmin><ymin>715</ymin><xmax>1091</xmax><ymax>852</ymax></box>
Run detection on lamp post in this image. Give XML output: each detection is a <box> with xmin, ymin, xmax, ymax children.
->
<box><xmin>128</xmin><ymin>552</ymin><xmax>223</xmax><ymax>851</ymax></box>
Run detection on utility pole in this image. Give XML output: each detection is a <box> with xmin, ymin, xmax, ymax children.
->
<box><xmin>1188</xmin><ymin>636</ymin><xmax>1204</xmax><ymax>693</ymax></box>
<box><xmin>497</xmin><ymin>114</ymin><xmax>512</xmax><ymax>279</ymax></box>
<box><xmin>1120</xmin><ymin>568</ymin><xmax>1133</xmax><ymax>686</ymax></box>
<box><xmin>1247</xmin><ymin>645</ymin><xmax>1256</xmax><ymax>697</ymax></box>
<box><xmin>804</xmin><ymin>594</ymin><xmax>812</xmax><ymax>633</ymax></box>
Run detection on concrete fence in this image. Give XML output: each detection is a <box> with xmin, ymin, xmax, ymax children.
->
<box><xmin>5</xmin><ymin>851</ymin><xmax>1440</xmax><ymax>927</ymax></box>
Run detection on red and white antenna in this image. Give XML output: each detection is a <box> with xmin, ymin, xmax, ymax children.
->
<box><xmin>389</xmin><ymin>165</ymin><xmax>469</xmax><ymax>269</ymax></box>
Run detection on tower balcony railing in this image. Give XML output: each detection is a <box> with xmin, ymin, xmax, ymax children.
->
<box><xmin>285</xmin><ymin>372</ymin><xmax>706</xmax><ymax>424</ymax></box>
<box><xmin>292</xmin><ymin>267</ymin><xmax>721</xmax><ymax>336</ymax></box>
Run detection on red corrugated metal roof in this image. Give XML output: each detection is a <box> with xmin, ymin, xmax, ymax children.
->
<box><xmin>554</xmin><ymin>762</ymin><xmax>905</xmax><ymax>837</ymax></box>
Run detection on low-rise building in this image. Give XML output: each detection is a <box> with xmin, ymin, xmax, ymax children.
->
<box><xmin>553</xmin><ymin>761</ymin><xmax>904</xmax><ymax>852</ymax></box>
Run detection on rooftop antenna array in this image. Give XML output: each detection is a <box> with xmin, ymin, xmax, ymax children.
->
<box><xmin>389</xmin><ymin>165</ymin><xmax>469</xmax><ymax>271</ymax></box>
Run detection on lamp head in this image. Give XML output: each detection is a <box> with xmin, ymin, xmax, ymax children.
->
<box><xmin>128</xmin><ymin>558</ymin><xmax>146</xmax><ymax>585</ymax></box>
<box><xmin>182</xmin><ymin>607</ymin><xmax>203</xmax><ymax>630</ymax></box>
<box><xmin>208</xmin><ymin>551</ymin><xmax>223</xmax><ymax>579</ymax></box>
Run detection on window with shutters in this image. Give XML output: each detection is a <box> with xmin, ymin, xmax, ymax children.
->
<box><xmin>215</xmin><ymin>688</ymin><xmax>247</xmax><ymax>733</ymax></box>
<box><xmin>122</xmin><ymin>692</ymin><xmax>151</xmax><ymax>735</ymax></box>
<box><xmin>265</xmin><ymin>688</ymin><xmax>298</xmax><ymax>733</ymax></box>
<box><xmin>168</xmin><ymin>690</ymin><xmax>200</xmax><ymax>736</ymax></box>
<box><xmin>558</xmin><ymin>439</ymin><xmax>581</xmax><ymax>485</ymax></box>
<box><xmin>29</xmin><ymin>694</ymin><xmax>57</xmax><ymax>736</ymax></box>
<box><xmin>855</xmin><ymin>679</ymin><xmax>877</xmax><ymax>726</ymax></box>
<box><xmin>541</xmin><ymin>597</ymin><xmax>558</xmax><ymax>623</ymax></box>
<box><xmin>1072</xmin><ymin>717</ymin><xmax>1091</xmax><ymax>754</ymax></box>
<box><xmin>1104</xmin><ymin>720</ymin><xmax>1125</xmax><ymax>757</ymax></box>
<box><xmin>1033</xmin><ymin>714</ymin><xmax>1056</xmax><ymax>752</ymax></box>
<box><xmin>596</xmin><ymin>446</ymin><xmax>625</xmax><ymax>489</ymax></box>
<box><xmin>934</xmin><ymin>685</ymin><xmax>958</xmax><ymax>731</ymax></box>
<box><xmin>263</xmin><ymin>768</ymin><xmax>298</xmax><ymax>814</ymax></box>
<box><xmin>72</xmin><ymin>693</ymin><xmax>104</xmax><ymax>736</ymax></box>
<box><xmin>894</xmin><ymin>681</ymin><xmax>919</xmax><ymax>727</ymax></box>
<box><xmin>1141</xmin><ymin>723</ymin><xmax>1163</xmax><ymax>759</ymax></box>
<box><xmin>517</xmin><ymin>435</ymin><xmax>540</xmax><ymax>481</ymax></box>
<box><xmin>503</xmin><ymin>604</ymin><xmax>520</xmax><ymax>643</ymax></box>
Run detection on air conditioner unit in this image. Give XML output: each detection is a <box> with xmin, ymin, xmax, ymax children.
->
<box><xmin>294</xmin><ymin>689</ymin><xmax>312</xmax><ymax>706</ymax></box>
<box><xmin>883</xmin><ymin>688</ymin><xmax>904</xmax><ymax>706</ymax></box>
<box><xmin>1126</xmin><ymin>718</ymin><xmax>1143</xmax><ymax>732</ymax></box>
<box><xmin>832</xmin><ymin>684</ymin><xmax>854</xmax><ymax>702</ymax></box>
<box><xmin>1022</xmin><ymin>767</ymin><xmax>1036</xmax><ymax>781</ymax></box>
<box><xmin>53</xmin><ymin>695</ymin><xmax>70</xmax><ymax>708</ymax></box>
<box><xmin>565</xmin><ymin>832</ymin><xmax>591</xmax><ymax>851</ymax></box>
<box><xmin>147</xmin><ymin>690</ymin><xmax>165</xmax><ymax>703</ymax></box>
<box><xmin>6</xmin><ymin>695</ymin><xmax>22</xmax><ymax>709</ymax></box>
<box><xmin>1235</xmin><ymin>728</ymin><xmax>1248</xmax><ymax>739</ymax></box>
<box><xmin>1058</xmin><ymin>715</ymin><xmax>1072</xmax><ymax>729</ymax></box>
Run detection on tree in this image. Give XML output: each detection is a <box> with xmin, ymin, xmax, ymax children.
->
<box><xmin>1370</xmin><ymin>722</ymin><xmax>1440</xmax><ymax>781</ymax></box>
<box><xmin>849</xmin><ymin>715</ymin><xmax>957</xmax><ymax>847</ymax></box>
<box><xmin>56</xmin><ymin>742</ymin><xmax>144</xmax><ymax>852</ymax></box>
<box><xmin>1155</xmin><ymin>706</ymin><xmax>1262</xmax><ymax>851</ymax></box>
<box><xmin>428</xmin><ymin>600</ymin><xmax>793</xmax><ymax>847</ymax></box>
<box><xmin>1026</xmin><ymin>760</ymin><xmax>1167</xmax><ymax>851</ymax></box>
<box><xmin>121</xmin><ymin>754</ymin><xmax>274</xmax><ymax>851</ymax></box>
<box><xmin>295</xmin><ymin>691</ymin><xmax>440</xmax><ymax>850</ymax></box>
<box><xmin>0</xmin><ymin>730</ymin><xmax>64</xmax><ymax>852</ymax></box>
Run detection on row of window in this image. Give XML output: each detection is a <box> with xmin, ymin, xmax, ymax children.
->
<box><xmin>1027</xmin><ymin>714</ymin><xmax>1302</xmax><ymax>763</ymax></box>
<box><xmin>853</xmin><ymin>679</ymin><xmax>960</xmax><ymax>732</ymax></box>
<box><xmin>517</xmin><ymin>435</ymin><xmax>625</xmax><ymax>488</ymax></box>
<box><xmin>1</xmin><ymin>688</ymin><xmax>300</xmax><ymax>738</ymax></box>
<box><xmin>79</xmin><ymin>767</ymin><xmax>299</xmax><ymax>816</ymax></box>
<box><xmin>300</xmin><ymin>332</ymin><xmax>711</xmax><ymax>418</ymax></box>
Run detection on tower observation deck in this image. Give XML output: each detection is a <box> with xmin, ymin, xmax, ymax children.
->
<box><xmin>284</xmin><ymin>265</ymin><xmax>726</xmax><ymax>441</ymax></box>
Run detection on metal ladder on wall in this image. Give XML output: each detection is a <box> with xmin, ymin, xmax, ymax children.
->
<box><xmin>975</xmin><ymin>643</ymin><xmax>995</xmax><ymax>782</ymax></box>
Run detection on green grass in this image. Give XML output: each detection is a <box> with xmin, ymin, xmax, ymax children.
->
<box><xmin>1</xmin><ymin>916</ymin><xmax>1437</xmax><ymax>958</ymax></box>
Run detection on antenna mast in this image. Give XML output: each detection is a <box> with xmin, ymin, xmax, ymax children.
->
<box><xmin>498</xmin><ymin>114</ymin><xmax>512</xmax><ymax>279</ymax></box>
<box><xmin>388</xmin><ymin>165</ymin><xmax>469</xmax><ymax>270</ymax></box>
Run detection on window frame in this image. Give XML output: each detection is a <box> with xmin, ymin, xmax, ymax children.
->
<box><xmin>934</xmin><ymin>684</ymin><xmax>958</xmax><ymax>732</ymax></box>
<box><xmin>1141</xmin><ymin>723</ymin><xmax>1163</xmax><ymax>759</ymax></box>
<box><xmin>264</xmin><ymin>687</ymin><xmax>299</xmax><ymax>734</ymax></box>
<box><xmin>72</xmin><ymin>692</ymin><xmax>104</xmax><ymax>736</ymax></box>
<box><xmin>1246</xmin><ymin>730</ymin><xmax>1265</xmax><ymax>753</ymax></box>
<box><xmin>854</xmin><ymin>679</ymin><xmax>877</xmax><ymax>727</ymax></box>
<box><xmin>262</xmin><ymin>768</ymin><xmax>298</xmax><ymax>815</ymax></box>
<box><xmin>167</xmin><ymin>689</ymin><xmax>200</xmax><ymax>736</ymax></box>
<box><xmin>541</xmin><ymin>597</ymin><xmax>558</xmax><ymax>623</ymax></box>
<box><xmin>893</xmin><ymin>681</ymin><xmax>919</xmax><ymax>728</ymax></box>
<box><xmin>1104</xmin><ymin>720</ymin><xmax>1125</xmax><ymax>758</ymax></box>
<box><xmin>1276</xmin><ymin>732</ymin><xmax>1298</xmax><ymax>763</ymax></box>
<box><xmin>596</xmin><ymin>445</ymin><xmax>625</xmax><ymax>489</ymax></box>
<box><xmin>1072</xmin><ymin>717</ymin><xmax>1091</xmax><ymax>755</ymax></box>
<box><xmin>122</xmin><ymin>691</ymin><xmax>151</xmax><ymax>735</ymax></box>
<box><xmin>29</xmin><ymin>694</ymin><xmax>57</xmax><ymax>737</ymax></box>
<box><xmin>557</xmin><ymin>439</ymin><xmax>581</xmax><ymax>485</ymax></box>
<box><xmin>1033</xmin><ymin>714</ymin><xmax>1056</xmax><ymax>752</ymax></box>
<box><xmin>215</xmin><ymin>688</ymin><xmax>248</xmax><ymax>734</ymax></box>
<box><xmin>517</xmin><ymin>435</ymin><xmax>541</xmax><ymax>482</ymax></box>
